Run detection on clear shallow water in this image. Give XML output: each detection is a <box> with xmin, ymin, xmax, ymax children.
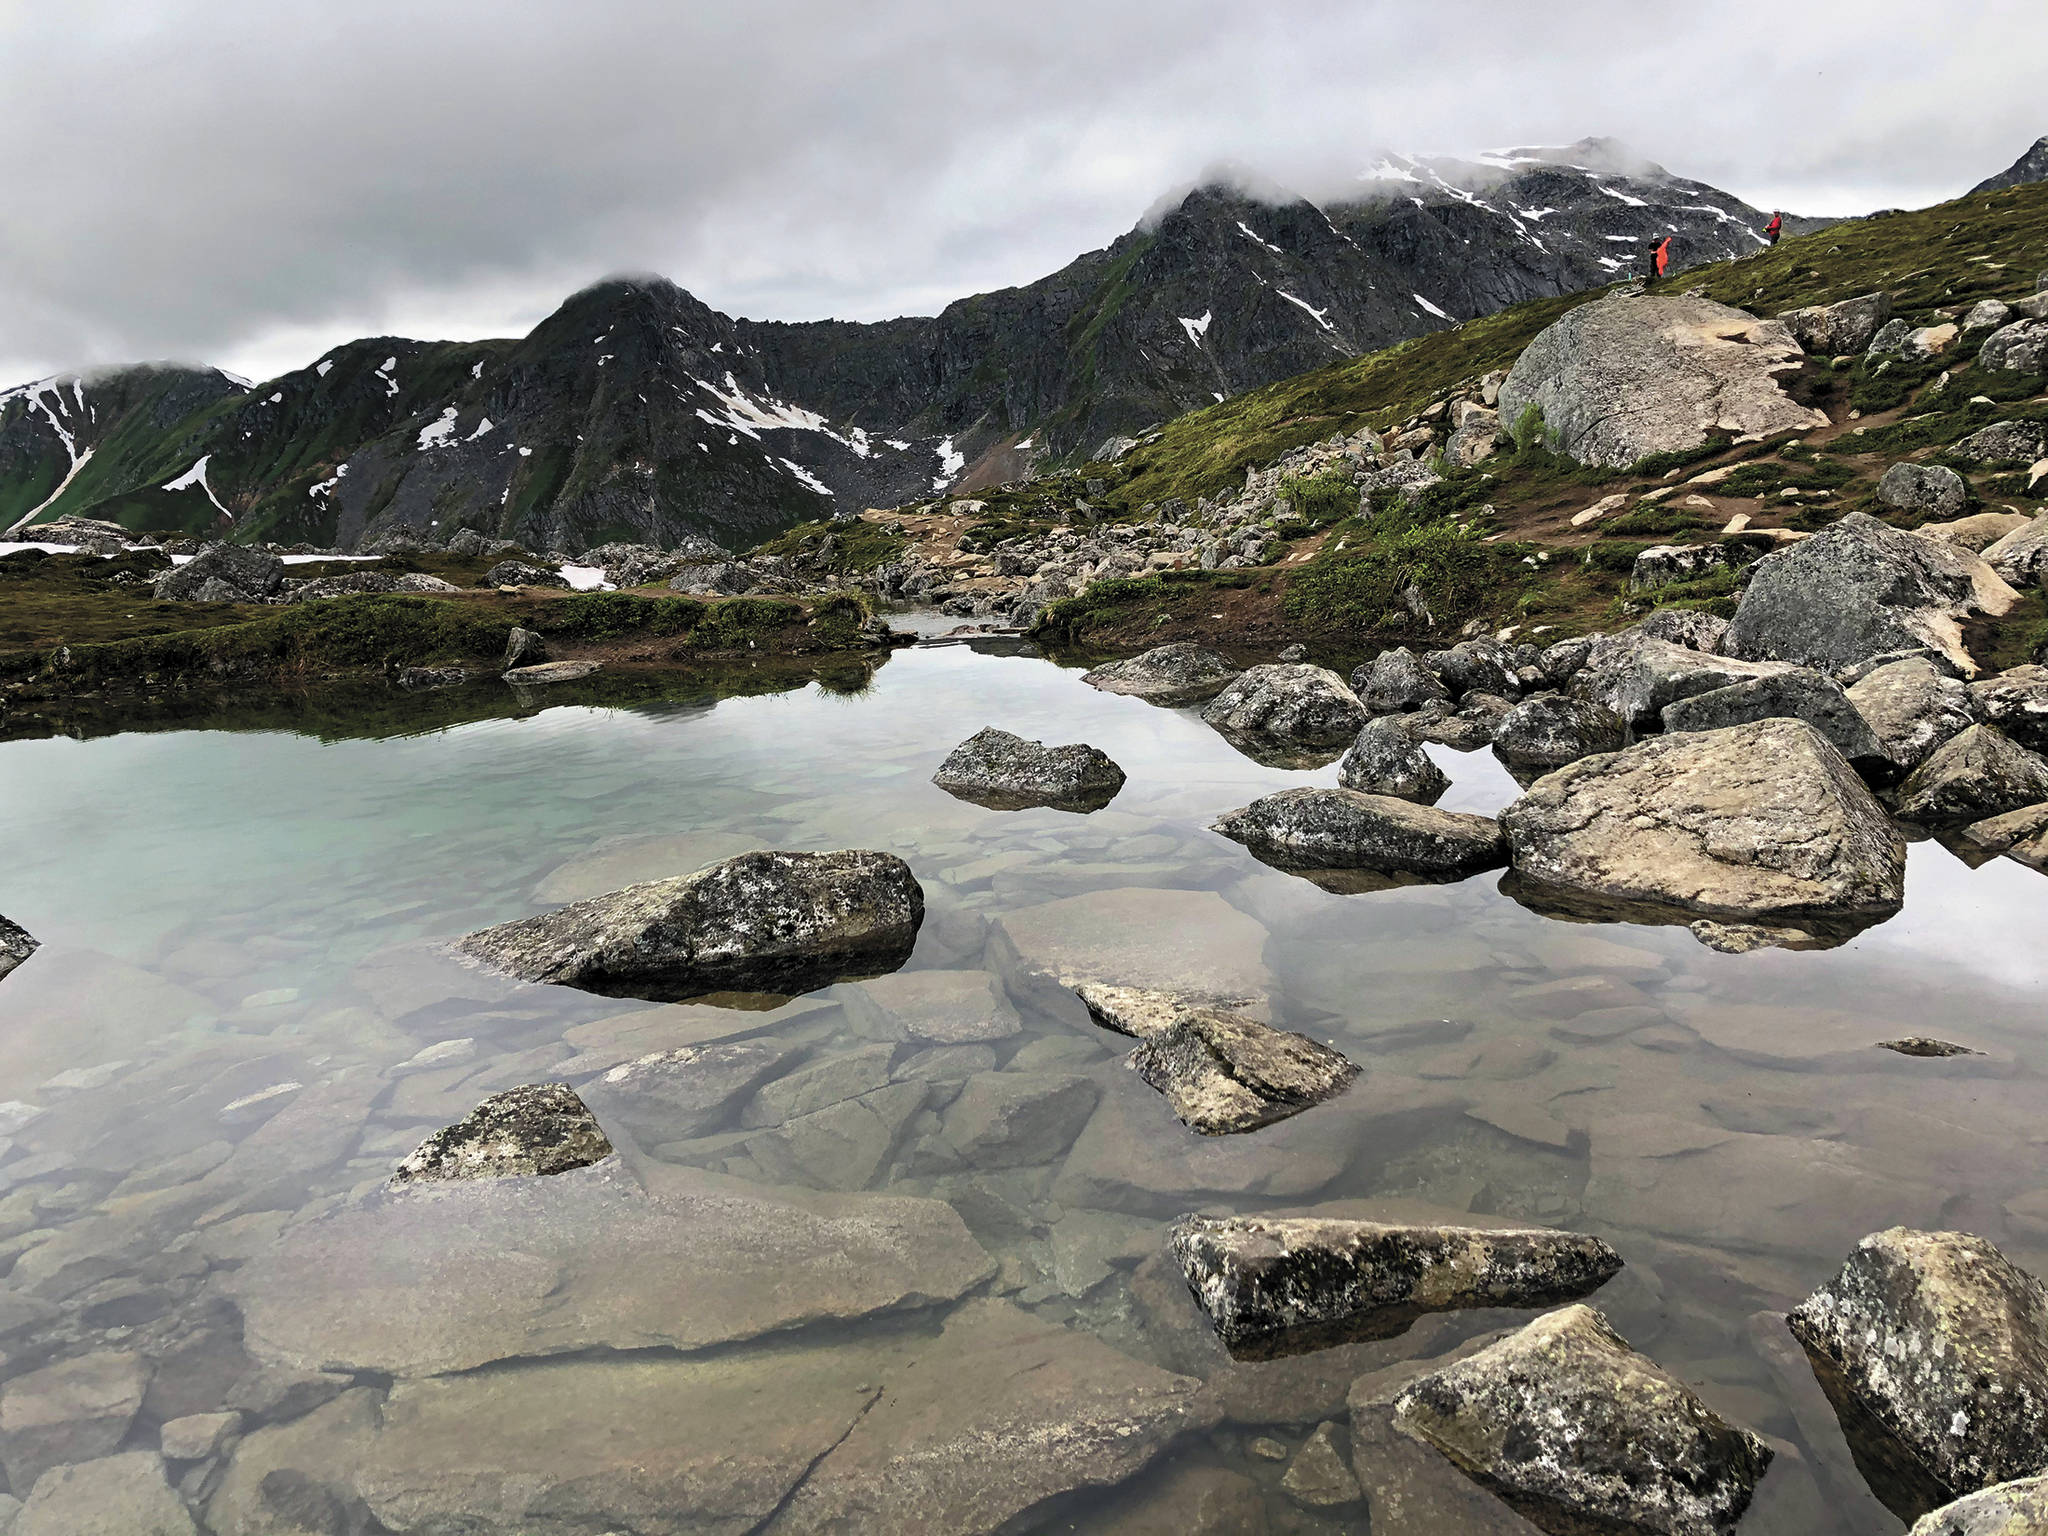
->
<box><xmin>0</xmin><ymin>642</ymin><xmax>2043</xmax><ymax>1532</ymax></box>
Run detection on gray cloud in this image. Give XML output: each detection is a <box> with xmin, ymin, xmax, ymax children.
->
<box><xmin>3</xmin><ymin>0</ymin><xmax>2042</xmax><ymax>385</ymax></box>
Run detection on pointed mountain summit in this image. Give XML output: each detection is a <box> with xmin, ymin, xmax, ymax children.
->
<box><xmin>1972</xmin><ymin>134</ymin><xmax>2048</xmax><ymax>194</ymax></box>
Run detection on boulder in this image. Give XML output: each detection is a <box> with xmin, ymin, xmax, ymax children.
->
<box><xmin>1963</xmin><ymin>299</ymin><xmax>2014</xmax><ymax>335</ymax></box>
<box><xmin>1723</xmin><ymin>512</ymin><xmax>2019</xmax><ymax>676</ymax></box>
<box><xmin>1982</xmin><ymin>514</ymin><xmax>2048</xmax><ymax>586</ymax></box>
<box><xmin>1131</xmin><ymin>1007</ymin><xmax>1358</xmax><ymax>1135</ymax></box>
<box><xmin>0</xmin><ymin>1351</ymin><xmax>151</xmax><ymax>1493</ymax></box>
<box><xmin>1906</xmin><ymin>1475</ymin><xmax>2048</xmax><ymax>1536</ymax></box>
<box><xmin>1425</xmin><ymin>639</ymin><xmax>1520</xmax><ymax>701</ymax></box>
<box><xmin>1954</xmin><ymin>420</ymin><xmax>2048</xmax><ymax>464</ymax></box>
<box><xmin>1633</xmin><ymin>607</ymin><xmax>1728</xmax><ymax>652</ymax></box>
<box><xmin>502</xmin><ymin>626</ymin><xmax>548</xmax><ymax>668</ymax></box>
<box><xmin>453</xmin><ymin>849</ymin><xmax>924</xmax><ymax>1002</ymax></box>
<box><xmin>939</xmin><ymin>1073</ymin><xmax>1098</xmax><ymax>1167</ymax></box>
<box><xmin>13</xmin><ymin>1451</ymin><xmax>198</xmax><ymax>1536</ymax></box>
<box><xmin>1394</xmin><ymin>1306</ymin><xmax>1773</xmax><ymax>1536</ymax></box>
<box><xmin>1170</xmin><ymin>1214</ymin><xmax>1623</xmax><ymax>1360</ymax></box>
<box><xmin>1337</xmin><ymin>717</ymin><xmax>1450</xmax><ymax>804</ymax></box>
<box><xmin>1978</xmin><ymin>319</ymin><xmax>2048</xmax><ymax>374</ymax></box>
<box><xmin>1355</xmin><ymin>647</ymin><xmax>1452</xmax><ymax>714</ymax></box>
<box><xmin>1500</xmin><ymin>718</ymin><xmax>1906</xmax><ymax>932</ymax></box>
<box><xmin>1971</xmin><ymin>665</ymin><xmax>2048</xmax><ymax>753</ymax></box>
<box><xmin>395</xmin><ymin>664</ymin><xmax>466</xmax><ymax>690</ymax></box>
<box><xmin>151</xmin><ymin>543</ymin><xmax>285</xmax><ymax>602</ymax></box>
<box><xmin>1492</xmin><ymin>694</ymin><xmax>1628</xmax><ymax>770</ymax></box>
<box><xmin>1660</xmin><ymin>668</ymin><xmax>1886</xmax><ymax>770</ymax></box>
<box><xmin>1904</xmin><ymin>324</ymin><xmax>1961</xmax><ymax>360</ymax></box>
<box><xmin>391</xmin><ymin>1083</ymin><xmax>613</xmax><ymax>1184</ymax></box>
<box><xmin>1788</xmin><ymin>1228</ymin><xmax>2048</xmax><ymax>1519</ymax></box>
<box><xmin>1893</xmin><ymin>724</ymin><xmax>2048</xmax><ymax>824</ymax></box>
<box><xmin>285</xmin><ymin>571</ymin><xmax>459</xmax><ymax>601</ymax></box>
<box><xmin>1848</xmin><ymin>657</ymin><xmax>1978</xmax><ymax>773</ymax></box>
<box><xmin>1201</xmin><ymin>665</ymin><xmax>1368</xmax><ymax>765</ymax></box>
<box><xmin>1081</xmin><ymin>643</ymin><xmax>1240</xmax><ymax>705</ymax></box>
<box><xmin>1536</xmin><ymin>633</ymin><xmax>1599</xmax><ymax>685</ymax></box>
<box><xmin>1407</xmin><ymin>692</ymin><xmax>1513</xmax><ymax>751</ymax></box>
<box><xmin>445</xmin><ymin>527</ymin><xmax>492</xmax><ymax>556</ymax></box>
<box><xmin>503</xmin><ymin>659</ymin><xmax>600</xmax><ymax>684</ymax></box>
<box><xmin>668</xmin><ymin>561</ymin><xmax>754</xmax><ymax>595</ymax></box>
<box><xmin>1629</xmin><ymin>544</ymin><xmax>1729</xmax><ymax>593</ymax></box>
<box><xmin>1495</xmin><ymin>293</ymin><xmax>1827</xmax><ymax>468</ymax></box>
<box><xmin>1917</xmin><ymin>510</ymin><xmax>2033</xmax><ymax>551</ymax></box>
<box><xmin>931</xmin><ymin>727</ymin><xmax>1125</xmax><ymax>811</ymax></box>
<box><xmin>1574</xmin><ymin>634</ymin><xmax>1796</xmax><ymax>729</ymax></box>
<box><xmin>0</xmin><ymin>912</ymin><xmax>37</xmax><ymax>983</ymax></box>
<box><xmin>1870</xmin><ymin>317</ymin><xmax>1914</xmax><ymax>356</ymax></box>
<box><xmin>483</xmin><ymin>558</ymin><xmax>569</xmax><ymax>588</ymax></box>
<box><xmin>1776</xmin><ymin>291</ymin><xmax>1892</xmax><ymax>355</ymax></box>
<box><xmin>1212</xmin><ymin>787</ymin><xmax>1508</xmax><ymax>881</ymax></box>
<box><xmin>1878</xmin><ymin>462</ymin><xmax>1970</xmax><ymax>520</ymax></box>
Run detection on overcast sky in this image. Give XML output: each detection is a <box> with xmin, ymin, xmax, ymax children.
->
<box><xmin>3</xmin><ymin>0</ymin><xmax>2043</xmax><ymax>387</ymax></box>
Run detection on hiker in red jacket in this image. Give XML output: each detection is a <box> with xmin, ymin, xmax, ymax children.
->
<box><xmin>1652</xmin><ymin>235</ymin><xmax>1673</xmax><ymax>279</ymax></box>
<box><xmin>1765</xmin><ymin>211</ymin><xmax>1784</xmax><ymax>246</ymax></box>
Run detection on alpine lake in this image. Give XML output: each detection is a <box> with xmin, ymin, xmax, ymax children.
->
<box><xmin>0</xmin><ymin>627</ymin><xmax>2041</xmax><ymax>1536</ymax></box>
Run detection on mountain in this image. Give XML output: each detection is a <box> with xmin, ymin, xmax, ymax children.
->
<box><xmin>1972</xmin><ymin>134</ymin><xmax>2048</xmax><ymax>194</ymax></box>
<box><xmin>0</xmin><ymin>138</ymin><xmax>1806</xmax><ymax>552</ymax></box>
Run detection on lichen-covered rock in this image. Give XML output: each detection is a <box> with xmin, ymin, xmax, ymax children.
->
<box><xmin>1630</xmin><ymin>543</ymin><xmax>1730</xmax><ymax>593</ymax></box>
<box><xmin>1500</xmin><ymin>719</ymin><xmax>1905</xmax><ymax>930</ymax></box>
<box><xmin>1777</xmin><ymin>291</ymin><xmax>1892</xmax><ymax>355</ymax></box>
<box><xmin>1072</xmin><ymin>983</ymin><xmax>1264</xmax><ymax>1042</ymax></box>
<box><xmin>1982</xmin><ymin>514</ymin><xmax>2048</xmax><ymax>586</ymax></box>
<box><xmin>1213</xmin><ymin>787</ymin><xmax>1507</xmax><ymax>880</ymax></box>
<box><xmin>1906</xmin><ymin>1475</ymin><xmax>2048</xmax><ymax>1536</ymax></box>
<box><xmin>1131</xmin><ymin>1007</ymin><xmax>1358</xmax><ymax>1135</ymax></box>
<box><xmin>1408</xmin><ymin>692</ymin><xmax>1513</xmax><ymax>751</ymax></box>
<box><xmin>483</xmin><ymin>558</ymin><xmax>570</xmax><ymax>588</ymax></box>
<box><xmin>1787</xmin><ymin>1229</ymin><xmax>2048</xmax><ymax>1520</ymax></box>
<box><xmin>1660</xmin><ymin>668</ymin><xmax>1886</xmax><ymax>770</ymax></box>
<box><xmin>1574</xmin><ymin>634</ymin><xmax>1796</xmax><ymax>730</ymax></box>
<box><xmin>1082</xmin><ymin>643</ymin><xmax>1240</xmax><ymax>705</ymax></box>
<box><xmin>1848</xmin><ymin>657</ymin><xmax>1979</xmax><ymax>773</ymax></box>
<box><xmin>1955</xmin><ymin>420</ymin><xmax>2048</xmax><ymax>465</ymax></box>
<box><xmin>1879</xmin><ymin>463</ymin><xmax>1970</xmax><ymax>520</ymax></box>
<box><xmin>932</xmin><ymin>727</ymin><xmax>1126</xmax><ymax>811</ymax></box>
<box><xmin>454</xmin><ymin>849</ymin><xmax>924</xmax><ymax>1001</ymax></box>
<box><xmin>1894</xmin><ymin>724</ymin><xmax>2048</xmax><ymax>825</ymax></box>
<box><xmin>1725</xmin><ymin>512</ymin><xmax>2018</xmax><ymax>677</ymax></box>
<box><xmin>1171</xmin><ymin>1214</ymin><xmax>1623</xmax><ymax>1360</ymax></box>
<box><xmin>0</xmin><ymin>913</ymin><xmax>36</xmax><ymax>984</ymax></box>
<box><xmin>391</xmin><ymin>1084</ymin><xmax>613</xmax><ymax>1184</ymax></box>
<box><xmin>1970</xmin><ymin>666</ymin><xmax>2048</xmax><ymax>755</ymax></box>
<box><xmin>1978</xmin><ymin>319</ymin><xmax>2048</xmax><ymax>373</ymax></box>
<box><xmin>1633</xmin><ymin>607</ymin><xmax>1729</xmax><ymax>653</ymax></box>
<box><xmin>1355</xmin><ymin>647</ymin><xmax>1454</xmax><ymax>714</ymax></box>
<box><xmin>1338</xmin><ymin>718</ymin><xmax>1450</xmax><ymax>804</ymax></box>
<box><xmin>503</xmin><ymin>626</ymin><xmax>549</xmax><ymax>668</ymax></box>
<box><xmin>1202</xmin><ymin>665</ymin><xmax>1367</xmax><ymax>764</ymax></box>
<box><xmin>151</xmin><ymin>543</ymin><xmax>286</xmax><ymax>602</ymax></box>
<box><xmin>1424</xmin><ymin>639</ymin><xmax>1521</xmax><ymax>702</ymax></box>
<box><xmin>1393</xmin><ymin>1305</ymin><xmax>1774</xmax><ymax>1536</ymax></box>
<box><xmin>1496</xmin><ymin>293</ymin><xmax>1827</xmax><ymax>467</ymax></box>
<box><xmin>1492</xmin><ymin>694</ymin><xmax>1629</xmax><ymax>770</ymax></box>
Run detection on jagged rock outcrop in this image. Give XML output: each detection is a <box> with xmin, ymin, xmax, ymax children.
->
<box><xmin>391</xmin><ymin>1084</ymin><xmax>614</xmax><ymax>1184</ymax></box>
<box><xmin>1130</xmin><ymin>1007</ymin><xmax>1358</xmax><ymax>1135</ymax></box>
<box><xmin>283</xmin><ymin>570</ymin><xmax>460</xmax><ymax>601</ymax></box>
<box><xmin>1496</xmin><ymin>293</ymin><xmax>1827</xmax><ymax>468</ymax></box>
<box><xmin>932</xmin><ymin>727</ymin><xmax>1126</xmax><ymax>811</ymax></box>
<box><xmin>1893</xmin><ymin>724</ymin><xmax>2048</xmax><ymax>824</ymax></box>
<box><xmin>454</xmin><ymin>849</ymin><xmax>924</xmax><ymax>1001</ymax></box>
<box><xmin>0</xmin><ymin>913</ymin><xmax>36</xmax><ymax>984</ymax></box>
<box><xmin>1788</xmin><ymin>1228</ymin><xmax>2048</xmax><ymax>1520</ymax></box>
<box><xmin>1170</xmin><ymin>1214</ymin><xmax>1623</xmax><ymax>1359</ymax></box>
<box><xmin>1337</xmin><ymin>717</ymin><xmax>1450</xmax><ymax>804</ymax></box>
<box><xmin>1201</xmin><ymin>665</ymin><xmax>1368</xmax><ymax>765</ymax></box>
<box><xmin>1660</xmin><ymin>668</ymin><xmax>1886</xmax><ymax>770</ymax></box>
<box><xmin>1213</xmin><ymin>787</ymin><xmax>1508</xmax><ymax>880</ymax></box>
<box><xmin>1082</xmin><ymin>643</ymin><xmax>1240</xmax><ymax>705</ymax></box>
<box><xmin>1394</xmin><ymin>1305</ymin><xmax>1774</xmax><ymax>1536</ymax></box>
<box><xmin>1971</xmin><ymin>134</ymin><xmax>2048</xmax><ymax>193</ymax></box>
<box><xmin>1492</xmin><ymin>694</ymin><xmax>1629</xmax><ymax>770</ymax></box>
<box><xmin>1776</xmin><ymin>291</ymin><xmax>1893</xmax><ymax>355</ymax></box>
<box><xmin>484</xmin><ymin>558</ymin><xmax>569</xmax><ymax>589</ymax></box>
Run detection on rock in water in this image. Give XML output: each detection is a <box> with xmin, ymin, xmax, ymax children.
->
<box><xmin>1081</xmin><ymin>643</ymin><xmax>1240</xmax><ymax>705</ymax></box>
<box><xmin>392</xmin><ymin>1084</ymin><xmax>613</xmax><ymax>1184</ymax></box>
<box><xmin>0</xmin><ymin>914</ymin><xmax>36</xmax><ymax>983</ymax></box>
<box><xmin>1492</xmin><ymin>694</ymin><xmax>1629</xmax><ymax>770</ymax></box>
<box><xmin>1073</xmin><ymin>982</ymin><xmax>1263</xmax><ymax>1041</ymax></box>
<box><xmin>1170</xmin><ymin>1214</ymin><xmax>1624</xmax><ymax>1360</ymax></box>
<box><xmin>1131</xmin><ymin>1007</ymin><xmax>1358</xmax><ymax>1135</ymax></box>
<box><xmin>1906</xmin><ymin>1475</ymin><xmax>2048</xmax><ymax>1536</ymax></box>
<box><xmin>1894</xmin><ymin>725</ymin><xmax>2048</xmax><ymax>825</ymax></box>
<box><xmin>1212</xmin><ymin>787</ymin><xmax>1507</xmax><ymax>881</ymax></box>
<box><xmin>1338</xmin><ymin>718</ymin><xmax>1450</xmax><ymax>804</ymax></box>
<box><xmin>1495</xmin><ymin>293</ymin><xmax>1827</xmax><ymax>467</ymax></box>
<box><xmin>1724</xmin><ymin>512</ymin><xmax>2018</xmax><ymax>677</ymax></box>
<box><xmin>1281</xmin><ymin>1421</ymin><xmax>1363</xmax><ymax>1509</ymax></box>
<box><xmin>1394</xmin><ymin>1305</ymin><xmax>1774</xmax><ymax>1536</ymax></box>
<box><xmin>931</xmin><ymin>726</ymin><xmax>1126</xmax><ymax>811</ymax></box>
<box><xmin>1501</xmin><ymin>718</ymin><xmax>1904</xmax><ymax>936</ymax></box>
<box><xmin>1201</xmin><ymin>664</ymin><xmax>1368</xmax><ymax>766</ymax></box>
<box><xmin>453</xmin><ymin>849</ymin><xmax>924</xmax><ymax>1001</ymax></box>
<box><xmin>14</xmin><ymin>1452</ymin><xmax>199</xmax><ymax>1536</ymax></box>
<box><xmin>1660</xmin><ymin>668</ymin><xmax>1887</xmax><ymax>771</ymax></box>
<box><xmin>1787</xmin><ymin>1228</ymin><xmax>2048</xmax><ymax>1520</ymax></box>
<box><xmin>503</xmin><ymin>659</ymin><xmax>600</xmax><ymax>685</ymax></box>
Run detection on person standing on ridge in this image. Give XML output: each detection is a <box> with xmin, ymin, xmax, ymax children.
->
<box><xmin>1764</xmin><ymin>210</ymin><xmax>1784</xmax><ymax>246</ymax></box>
<box><xmin>1653</xmin><ymin>234</ymin><xmax>1673</xmax><ymax>279</ymax></box>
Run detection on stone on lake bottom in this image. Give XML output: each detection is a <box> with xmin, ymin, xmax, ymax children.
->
<box><xmin>391</xmin><ymin>1083</ymin><xmax>613</xmax><ymax>1184</ymax></box>
<box><xmin>1131</xmin><ymin>1007</ymin><xmax>1357</xmax><ymax>1135</ymax></box>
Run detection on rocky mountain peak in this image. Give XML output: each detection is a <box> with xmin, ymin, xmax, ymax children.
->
<box><xmin>1972</xmin><ymin>134</ymin><xmax>2048</xmax><ymax>194</ymax></box>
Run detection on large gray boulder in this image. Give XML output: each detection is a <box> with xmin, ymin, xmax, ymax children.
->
<box><xmin>392</xmin><ymin>1084</ymin><xmax>614</xmax><ymax>1184</ymax></box>
<box><xmin>1634</xmin><ymin>607</ymin><xmax>1729</xmax><ymax>653</ymax></box>
<box><xmin>1660</xmin><ymin>668</ymin><xmax>1887</xmax><ymax>771</ymax></box>
<box><xmin>1130</xmin><ymin>1007</ymin><xmax>1358</xmax><ymax>1135</ymax></box>
<box><xmin>1982</xmin><ymin>514</ymin><xmax>2048</xmax><ymax>586</ymax></box>
<box><xmin>1573</xmin><ymin>634</ymin><xmax>1795</xmax><ymax>730</ymax></box>
<box><xmin>1893</xmin><ymin>724</ymin><xmax>2048</xmax><ymax>824</ymax></box>
<box><xmin>1355</xmin><ymin>647</ymin><xmax>1453</xmax><ymax>714</ymax></box>
<box><xmin>932</xmin><ymin>727</ymin><xmax>1125</xmax><ymax>811</ymax></box>
<box><xmin>1955</xmin><ymin>420</ymin><xmax>2048</xmax><ymax>464</ymax></box>
<box><xmin>1500</xmin><ymin>718</ymin><xmax>1906</xmax><ymax>932</ymax></box>
<box><xmin>1777</xmin><ymin>291</ymin><xmax>1892</xmax><ymax>355</ymax></box>
<box><xmin>1878</xmin><ymin>463</ymin><xmax>1970</xmax><ymax>520</ymax></box>
<box><xmin>1424</xmin><ymin>639</ymin><xmax>1520</xmax><ymax>701</ymax></box>
<box><xmin>1337</xmin><ymin>718</ymin><xmax>1450</xmax><ymax>804</ymax></box>
<box><xmin>483</xmin><ymin>558</ymin><xmax>570</xmax><ymax>588</ymax></box>
<box><xmin>1848</xmin><ymin>657</ymin><xmax>1978</xmax><ymax>773</ymax></box>
<box><xmin>1496</xmin><ymin>293</ymin><xmax>1827</xmax><ymax>467</ymax></box>
<box><xmin>1978</xmin><ymin>319</ymin><xmax>2048</xmax><ymax>373</ymax></box>
<box><xmin>151</xmin><ymin>543</ymin><xmax>286</xmax><ymax>602</ymax></box>
<box><xmin>1788</xmin><ymin>1229</ymin><xmax>2048</xmax><ymax>1520</ymax></box>
<box><xmin>1171</xmin><ymin>1214</ymin><xmax>1622</xmax><ymax>1360</ymax></box>
<box><xmin>0</xmin><ymin>913</ymin><xmax>36</xmax><ymax>984</ymax></box>
<box><xmin>1906</xmin><ymin>1475</ymin><xmax>2048</xmax><ymax>1536</ymax></box>
<box><xmin>1081</xmin><ymin>643</ymin><xmax>1240</xmax><ymax>705</ymax></box>
<box><xmin>1723</xmin><ymin>513</ymin><xmax>2019</xmax><ymax>676</ymax></box>
<box><xmin>1393</xmin><ymin>1305</ymin><xmax>1774</xmax><ymax>1536</ymax></box>
<box><xmin>1492</xmin><ymin>694</ymin><xmax>1629</xmax><ymax>770</ymax></box>
<box><xmin>1971</xmin><ymin>666</ymin><xmax>2048</xmax><ymax>753</ymax></box>
<box><xmin>454</xmin><ymin>850</ymin><xmax>924</xmax><ymax>1001</ymax></box>
<box><xmin>1201</xmin><ymin>664</ymin><xmax>1368</xmax><ymax>766</ymax></box>
<box><xmin>1212</xmin><ymin>787</ymin><xmax>1508</xmax><ymax>881</ymax></box>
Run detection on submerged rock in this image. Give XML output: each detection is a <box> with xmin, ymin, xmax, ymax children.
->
<box><xmin>1338</xmin><ymin>717</ymin><xmax>1450</xmax><ymax>804</ymax></box>
<box><xmin>1282</xmin><ymin>1421</ymin><xmax>1363</xmax><ymax>1509</ymax></box>
<box><xmin>0</xmin><ymin>1350</ymin><xmax>151</xmax><ymax>1495</ymax></box>
<box><xmin>14</xmin><ymin>1451</ymin><xmax>198</xmax><ymax>1536</ymax></box>
<box><xmin>1500</xmin><ymin>719</ymin><xmax>1905</xmax><ymax>933</ymax></box>
<box><xmin>1131</xmin><ymin>1007</ymin><xmax>1358</xmax><ymax>1135</ymax></box>
<box><xmin>1170</xmin><ymin>1214</ymin><xmax>1623</xmax><ymax>1360</ymax></box>
<box><xmin>0</xmin><ymin>913</ymin><xmax>37</xmax><ymax>983</ymax></box>
<box><xmin>1492</xmin><ymin>693</ymin><xmax>1628</xmax><ymax>770</ymax></box>
<box><xmin>932</xmin><ymin>726</ymin><xmax>1126</xmax><ymax>811</ymax></box>
<box><xmin>588</xmin><ymin>1038</ymin><xmax>806</xmax><ymax>1143</ymax></box>
<box><xmin>391</xmin><ymin>1083</ymin><xmax>613</xmax><ymax>1184</ymax></box>
<box><xmin>1787</xmin><ymin>1228</ymin><xmax>2048</xmax><ymax>1520</ymax></box>
<box><xmin>1201</xmin><ymin>664</ymin><xmax>1368</xmax><ymax>765</ymax></box>
<box><xmin>1894</xmin><ymin>724</ymin><xmax>2048</xmax><ymax>825</ymax></box>
<box><xmin>1082</xmin><ymin>643</ymin><xmax>1240</xmax><ymax>705</ymax></box>
<box><xmin>1906</xmin><ymin>1475</ymin><xmax>2048</xmax><ymax>1536</ymax></box>
<box><xmin>1212</xmin><ymin>787</ymin><xmax>1507</xmax><ymax>881</ymax></box>
<box><xmin>1394</xmin><ymin>1305</ymin><xmax>1774</xmax><ymax>1536</ymax></box>
<box><xmin>453</xmin><ymin>849</ymin><xmax>924</xmax><ymax>1002</ymax></box>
